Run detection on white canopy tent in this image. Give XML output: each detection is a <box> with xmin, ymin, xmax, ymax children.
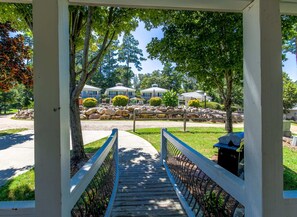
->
<box><xmin>179</xmin><ymin>90</ymin><xmax>212</xmax><ymax>103</ymax></box>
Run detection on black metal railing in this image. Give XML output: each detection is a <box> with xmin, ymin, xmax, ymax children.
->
<box><xmin>70</xmin><ymin>129</ymin><xmax>119</xmax><ymax>217</ymax></box>
<box><xmin>162</xmin><ymin>129</ymin><xmax>245</xmax><ymax>217</ymax></box>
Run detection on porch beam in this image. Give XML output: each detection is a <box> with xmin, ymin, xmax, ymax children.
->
<box><xmin>69</xmin><ymin>0</ymin><xmax>252</xmax><ymax>12</ymax></box>
<box><xmin>33</xmin><ymin>0</ymin><xmax>70</xmax><ymax>217</ymax></box>
<box><xmin>280</xmin><ymin>2</ymin><xmax>297</xmax><ymax>15</ymax></box>
<box><xmin>2</xmin><ymin>0</ymin><xmax>297</xmax><ymax>15</ymax></box>
<box><xmin>243</xmin><ymin>0</ymin><xmax>284</xmax><ymax>216</ymax></box>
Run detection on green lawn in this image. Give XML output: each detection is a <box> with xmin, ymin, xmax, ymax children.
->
<box><xmin>131</xmin><ymin>127</ymin><xmax>243</xmax><ymax>158</ymax></box>
<box><xmin>0</xmin><ymin>137</ymin><xmax>107</xmax><ymax>201</ymax></box>
<box><xmin>1</xmin><ymin>127</ymin><xmax>296</xmax><ymax>201</ymax></box>
<box><xmin>0</xmin><ymin>128</ymin><xmax>28</xmax><ymax>137</ymax></box>
<box><xmin>132</xmin><ymin>127</ymin><xmax>297</xmax><ymax>190</ymax></box>
<box><xmin>0</xmin><ymin>109</ymin><xmax>18</xmax><ymax>115</ymax></box>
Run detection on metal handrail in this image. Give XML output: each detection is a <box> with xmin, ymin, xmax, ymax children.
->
<box><xmin>161</xmin><ymin>128</ymin><xmax>245</xmax><ymax>216</ymax></box>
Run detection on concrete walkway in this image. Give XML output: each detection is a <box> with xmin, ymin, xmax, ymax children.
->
<box><xmin>0</xmin><ymin>130</ymin><xmax>111</xmax><ymax>186</ymax></box>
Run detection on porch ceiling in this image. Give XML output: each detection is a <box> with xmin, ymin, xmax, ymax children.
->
<box><xmin>0</xmin><ymin>0</ymin><xmax>297</xmax><ymax>14</ymax></box>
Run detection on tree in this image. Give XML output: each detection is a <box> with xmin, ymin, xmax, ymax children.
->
<box><xmin>88</xmin><ymin>40</ymin><xmax>121</xmax><ymax>91</ymax></box>
<box><xmin>162</xmin><ymin>90</ymin><xmax>178</xmax><ymax>107</ymax></box>
<box><xmin>0</xmin><ymin>22</ymin><xmax>32</xmax><ymax>92</ymax></box>
<box><xmin>281</xmin><ymin>15</ymin><xmax>297</xmax><ymax>62</ymax></box>
<box><xmin>118</xmin><ymin>33</ymin><xmax>146</xmax><ymax>86</ymax></box>
<box><xmin>139</xmin><ymin>63</ymin><xmax>184</xmax><ymax>92</ymax></box>
<box><xmin>161</xmin><ymin>62</ymin><xmax>183</xmax><ymax>92</ymax></box>
<box><xmin>146</xmin><ymin>11</ymin><xmax>243</xmax><ymax>132</ymax></box>
<box><xmin>139</xmin><ymin>70</ymin><xmax>164</xmax><ymax>89</ymax></box>
<box><xmin>283</xmin><ymin>72</ymin><xmax>297</xmax><ymax>113</ymax></box>
<box><xmin>0</xmin><ymin>90</ymin><xmax>16</xmax><ymax>114</ymax></box>
<box><xmin>69</xmin><ymin>7</ymin><xmax>139</xmax><ymax>163</ymax></box>
<box><xmin>2</xmin><ymin>4</ymin><xmax>139</xmax><ymax>164</ymax></box>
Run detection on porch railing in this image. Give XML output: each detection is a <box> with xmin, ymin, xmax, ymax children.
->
<box><xmin>161</xmin><ymin>128</ymin><xmax>245</xmax><ymax>217</ymax></box>
<box><xmin>0</xmin><ymin>129</ymin><xmax>119</xmax><ymax>217</ymax></box>
<box><xmin>70</xmin><ymin>128</ymin><xmax>119</xmax><ymax>217</ymax></box>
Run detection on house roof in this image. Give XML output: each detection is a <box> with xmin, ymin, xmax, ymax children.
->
<box><xmin>83</xmin><ymin>84</ymin><xmax>101</xmax><ymax>91</ymax></box>
<box><xmin>105</xmin><ymin>84</ymin><xmax>135</xmax><ymax>93</ymax></box>
<box><xmin>141</xmin><ymin>87</ymin><xmax>168</xmax><ymax>93</ymax></box>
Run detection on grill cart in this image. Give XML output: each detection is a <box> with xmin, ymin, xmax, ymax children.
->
<box><xmin>214</xmin><ymin>132</ymin><xmax>244</xmax><ymax>176</ymax></box>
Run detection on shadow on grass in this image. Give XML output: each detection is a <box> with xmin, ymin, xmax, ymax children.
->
<box><xmin>0</xmin><ymin>165</ymin><xmax>33</xmax><ymax>187</ymax></box>
<box><xmin>284</xmin><ymin>165</ymin><xmax>297</xmax><ymax>190</ymax></box>
<box><xmin>0</xmin><ymin>168</ymin><xmax>35</xmax><ymax>201</ymax></box>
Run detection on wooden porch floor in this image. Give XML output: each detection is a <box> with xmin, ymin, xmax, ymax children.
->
<box><xmin>111</xmin><ymin>132</ymin><xmax>186</xmax><ymax>217</ymax></box>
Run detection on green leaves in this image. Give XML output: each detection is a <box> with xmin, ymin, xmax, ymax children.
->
<box><xmin>283</xmin><ymin>72</ymin><xmax>297</xmax><ymax>113</ymax></box>
<box><xmin>162</xmin><ymin>90</ymin><xmax>178</xmax><ymax>107</ymax></box>
<box><xmin>0</xmin><ymin>22</ymin><xmax>33</xmax><ymax>92</ymax></box>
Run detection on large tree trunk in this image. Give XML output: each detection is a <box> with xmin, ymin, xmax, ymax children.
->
<box><xmin>224</xmin><ymin>98</ymin><xmax>233</xmax><ymax>133</ymax></box>
<box><xmin>70</xmin><ymin>98</ymin><xmax>87</xmax><ymax>163</ymax></box>
<box><xmin>224</xmin><ymin>70</ymin><xmax>233</xmax><ymax>133</ymax></box>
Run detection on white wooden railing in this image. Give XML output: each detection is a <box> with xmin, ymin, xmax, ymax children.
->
<box><xmin>161</xmin><ymin>128</ymin><xmax>245</xmax><ymax>216</ymax></box>
<box><xmin>0</xmin><ymin>129</ymin><xmax>119</xmax><ymax>217</ymax></box>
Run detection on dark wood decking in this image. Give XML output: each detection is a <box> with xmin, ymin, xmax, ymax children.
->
<box><xmin>111</xmin><ymin>132</ymin><xmax>187</xmax><ymax>217</ymax></box>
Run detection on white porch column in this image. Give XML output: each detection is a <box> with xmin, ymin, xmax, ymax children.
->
<box><xmin>243</xmin><ymin>0</ymin><xmax>283</xmax><ymax>216</ymax></box>
<box><xmin>33</xmin><ymin>0</ymin><xmax>70</xmax><ymax>217</ymax></box>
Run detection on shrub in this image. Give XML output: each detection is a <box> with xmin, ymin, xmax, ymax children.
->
<box><xmin>112</xmin><ymin>95</ymin><xmax>129</xmax><ymax>106</ymax></box>
<box><xmin>221</xmin><ymin>104</ymin><xmax>241</xmax><ymax>112</ymax></box>
<box><xmin>149</xmin><ymin>97</ymin><xmax>162</xmax><ymax>106</ymax></box>
<box><xmin>83</xmin><ymin>97</ymin><xmax>97</xmax><ymax>108</ymax></box>
<box><xmin>163</xmin><ymin>90</ymin><xmax>178</xmax><ymax>107</ymax></box>
<box><xmin>188</xmin><ymin>99</ymin><xmax>200</xmax><ymax>108</ymax></box>
<box><xmin>206</xmin><ymin>102</ymin><xmax>222</xmax><ymax>110</ymax></box>
<box><xmin>104</xmin><ymin>98</ymin><xmax>110</xmax><ymax>103</ymax></box>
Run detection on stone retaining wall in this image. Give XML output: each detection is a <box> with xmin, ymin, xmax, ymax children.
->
<box><xmin>14</xmin><ymin>106</ymin><xmax>244</xmax><ymax>123</ymax></box>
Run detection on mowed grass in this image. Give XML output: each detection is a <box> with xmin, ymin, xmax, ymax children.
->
<box><xmin>132</xmin><ymin>127</ymin><xmax>297</xmax><ymax>190</ymax></box>
<box><xmin>0</xmin><ymin>128</ymin><xmax>28</xmax><ymax>137</ymax></box>
<box><xmin>131</xmin><ymin>127</ymin><xmax>243</xmax><ymax>158</ymax></box>
<box><xmin>1</xmin><ymin>127</ymin><xmax>297</xmax><ymax>201</ymax></box>
<box><xmin>283</xmin><ymin>146</ymin><xmax>297</xmax><ymax>190</ymax></box>
<box><xmin>0</xmin><ymin>137</ymin><xmax>107</xmax><ymax>201</ymax></box>
<box><xmin>0</xmin><ymin>109</ymin><xmax>18</xmax><ymax>115</ymax></box>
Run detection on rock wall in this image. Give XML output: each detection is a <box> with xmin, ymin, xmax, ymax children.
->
<box><xmin>15</xmin><ymin>106</ymin><xmax>244</xmax><ymax>123</ymax></box>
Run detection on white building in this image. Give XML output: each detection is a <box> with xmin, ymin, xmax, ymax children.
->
<box><xmin>285</xmin><ymin>106</ymin><xmax>297</xmax><ymax>120</ymax></box>
<box><xmin>140</xmin><ymin>84</ymin><xmax>168</xmax><ymax>100</ymax></box>
<box><xmin>105</xmin><ymin>83</ymin><xmax>135</xmax><ymax>99</ymax></box>
<box><xmin>80</xmin><ymin>84</ymin><xmax>101</xmax><ymax>100</ymax></box>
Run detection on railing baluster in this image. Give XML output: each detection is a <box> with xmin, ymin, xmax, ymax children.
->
<box><xmin>162</xmin><ymin>129</ymin><xmax>245</xmax><ymax>217</ymax></box>
<box><xmin>70</xmin><ymin>129</ymin><xmax>119</xmax><ymax>217</ymax></box>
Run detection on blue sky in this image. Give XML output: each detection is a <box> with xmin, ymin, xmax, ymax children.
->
<box><xmin>283</xmin><ymin>53</ymin><xmax>297</xmax><ymax>81</ymax></box>
<box><xmin>131</xmin><ymin>22</ymin><xmax>297</xmax><ymax>81</ymax></box>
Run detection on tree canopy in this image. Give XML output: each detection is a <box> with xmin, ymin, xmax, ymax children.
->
<box><xmin>0</xmin><ymin>22</ymin><xmax>32</xmax><ymax>92</ymax></box>
<box><xmin>283</xmin><ymin>72</ymin><xmax>297</xmax><ymax>113</ymax></box>
<box><xmin>118</xmin><ymin>33</ymin><xmax>146</xmax><ymax>86</ymax></box>
<box><xmin>0</xmin><ymin>3</ymin><xmax>141</xmax><ymax>164</ymax></box>
<box><xmin>146</xmin><ymin>11</ymin><xmax>243</xmax><ymax>132</ymax></box>
<box><xmin>139</xmin><ymin>62</ymin><xmax>185</xmax><ymax>92</ymax></box>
